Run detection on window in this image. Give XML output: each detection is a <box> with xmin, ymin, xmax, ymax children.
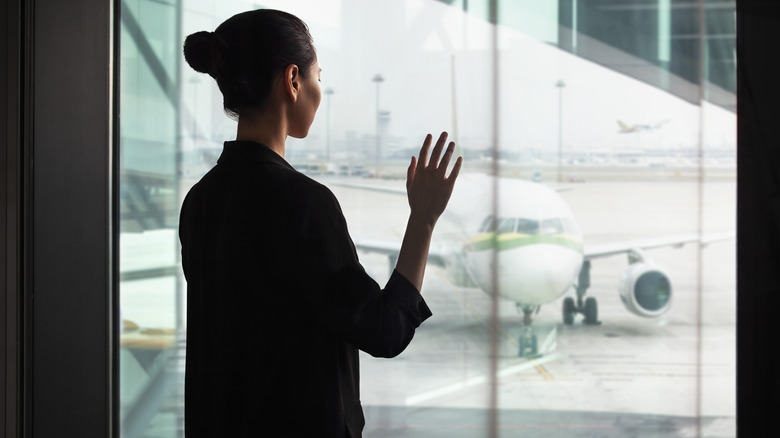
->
<box><xmin>516</xmin><ymin>218</ymin><xmax>540</xmax><ymax>235</ymax></box>
<box><xmin>479</xmin><ymin>215</ymin><xmax>496</xmax><ymax>233</ymax></box>
<box><xmin>541</xmin><ymin>217</ymin><xmax>564</xmax><ymax>235</ymax></box>
<box><xmin>119</xmin><ymin>0</ymin><xmax>736</xmax><ymax>435</ymax></box>
<box><xmin>496</xmin><ymin>217</ymin><xmax>517</xmax><ymax>234</ymax></box>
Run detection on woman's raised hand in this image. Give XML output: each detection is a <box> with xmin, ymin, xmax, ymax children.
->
<box><xmin>406</xmin><ymin>132</ymin><xmax>463</xmax><ymax>227</ymax></box>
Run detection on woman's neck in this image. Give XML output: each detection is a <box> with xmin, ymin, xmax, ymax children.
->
<box><xmin>235</xmin><ymin>110</ymin><xmax>287</xmax><ymax>157</ymax></box>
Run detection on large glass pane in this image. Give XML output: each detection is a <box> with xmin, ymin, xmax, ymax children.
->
<box><xmin>119</xmin><ymin>0</ymin><xmax>735</xmax><ymax>436</ymax></box>
<box><xmin>493</xmin><ymin>1</ymin><xmax>735</xmax><ymax>435</ymax></box>
<box><xmin>119</xmin><ymin>0</ymin><xmax>184</xmax><ymax>436</ymax></box>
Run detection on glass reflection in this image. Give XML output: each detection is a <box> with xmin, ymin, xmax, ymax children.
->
<box><xmin>119</xmin><ymin>0</ymin><xmax>736</xmax><ymax>436</ymax></box>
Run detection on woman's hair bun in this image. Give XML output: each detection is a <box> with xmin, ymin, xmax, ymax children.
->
<box><xmin>183</xmin><ymin>31</ymin><xmax>221</xmax><ymax>75</ymax></box>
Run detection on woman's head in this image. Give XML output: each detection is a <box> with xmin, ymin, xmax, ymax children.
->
<box><xmin>183</xmin><ymin>9</ymin><xmax>319</xmax><ymax>126</ymax></box>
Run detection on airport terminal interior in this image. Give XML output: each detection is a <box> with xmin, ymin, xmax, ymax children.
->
<box><xmin>46</xmin><ymin>0</ymin><xmax>743</xmax><ymax>436</ymax></box>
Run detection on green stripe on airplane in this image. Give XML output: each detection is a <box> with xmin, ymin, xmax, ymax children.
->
<box><xmin>467</xmin><ymin>233</ymin><xmax>584</xmax><ymax>253</ymax></box>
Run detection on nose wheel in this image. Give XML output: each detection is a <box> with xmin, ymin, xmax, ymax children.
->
<box><xmin>517</xmin><ymin>304</ymin><xmax>540</xmax><ymax>357</ymax></box>
<box><xmin>518</xmin><ymin>327</ymin><xmax>538</xmax><ymax>357</ymax></box>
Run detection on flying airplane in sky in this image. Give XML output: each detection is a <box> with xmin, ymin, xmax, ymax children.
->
<box><xmin>617</xmin><ymin>119</ymin><xmax>671</xmax><ymax>133</ymax></box>
<box><xmin>330</xmin><ymin>173</ymin><xmax>731</xmax><ymax>357</ymax></box>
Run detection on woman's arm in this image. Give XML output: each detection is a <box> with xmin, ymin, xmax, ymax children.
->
<box><xmin>394</xmin><ymin>132</ymin><xmax>462</xmax><ymax>291</ymax></box>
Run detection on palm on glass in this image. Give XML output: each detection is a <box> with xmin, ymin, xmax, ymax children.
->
<box><xmin>406</xmin><ymin>132</ymin><xmax>463</xmax><ymax>225</ymax></box>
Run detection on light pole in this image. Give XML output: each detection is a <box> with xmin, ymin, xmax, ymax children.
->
<box><xmin>324</xmin><ymin>87</ymin><xmax>334</xmax><ymax>161</ymax></box>
<box><xmin>372</xmin><ymin>74</ymin><xmax>384</xmax><ymax>169</ymax></box>
<box><xmin>556</xmin><ymin>79</ymin><xmax>566</xmax><ymax>183</ymax></box>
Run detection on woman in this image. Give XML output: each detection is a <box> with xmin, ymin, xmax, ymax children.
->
<box><xmin>180</xmin><ymin>9</ymin><xmax>461</xmax><ymax>437</ymax></box>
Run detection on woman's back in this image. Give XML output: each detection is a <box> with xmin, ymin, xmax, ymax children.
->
<box><xmin>181</xmin><ymin>141</ymin><xmax>363</xmax><ymax>436</ymax></box>
<box><xmin>181</xmin><ymin>9</ymin><xmax>460</xmax><ymax>437</ymax></box>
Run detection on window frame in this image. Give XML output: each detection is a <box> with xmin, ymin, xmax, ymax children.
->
<box><xmin>2</xmin><ymin>0</ymin><xmax>119</xmax><ymax>436</ymax></box>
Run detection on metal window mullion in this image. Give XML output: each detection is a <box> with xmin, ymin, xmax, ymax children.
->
<box><xmin>488</xmin><ymin>0</ymin><xmax>499</xmax><ymax>437</ymax></box>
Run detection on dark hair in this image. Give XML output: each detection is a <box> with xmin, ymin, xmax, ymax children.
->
<box><xmin>183</xmin><ymin>9</ymin><xmax>317</xmax><ymax>119</ymax></box>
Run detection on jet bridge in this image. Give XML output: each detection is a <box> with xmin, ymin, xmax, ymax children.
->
<box><xmin>437</xmin><ymin>0</ymin><xmax>735</xmax><ymax>112</ymax></box>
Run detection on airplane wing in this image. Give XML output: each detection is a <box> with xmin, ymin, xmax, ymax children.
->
<box><xmin>328</xmin><ymin>181</ymin><xmax>406</xmax><ymax>196</ymax></box>
<box><xmin>354</xmin><ymin>238</ymin><xmax>449</xmax><ymax>268</ymax></box>
<box><xmin>617</xmin><ymin>120</ymin><xmax>633</xmax><ymax>132</ymax></box>
<box><xmin>584</xmin><ymin>231</ymin><xmax>734</xmax><ymax>260</ymax></box>
<box><xmin>353</xmin><ymin>239</ymin><xmax>401</xmax><ymax>257</ymax></box>
<box><xmin>329</xmin><ymin>181</ymin><xmax>457</xmax><ymax>269</ymax></box>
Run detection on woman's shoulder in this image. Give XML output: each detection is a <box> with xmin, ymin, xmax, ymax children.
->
<box><xmin>290</xmin><ymin>171</ymin><xmax>340</xmax><ymax>208</ymax></box>
<box><xmin>279</xmin><ymin>172</ymin><xmax>348</xmax><ymax>232</ymax></box>
<box><xmin>184</xmin><ymin>161</ymin><xmax>342</xmax><ymax>215</ymax></box>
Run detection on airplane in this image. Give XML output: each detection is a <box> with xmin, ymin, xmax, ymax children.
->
<box><xmin>617</xmin><ymin>119</ymin><xmax>670</xmax><ymax>133</ymax></box>
<box><xmin>329</xmin><ymin>173</ymin><xmax>732</xmax><ymax>357</ymax></box>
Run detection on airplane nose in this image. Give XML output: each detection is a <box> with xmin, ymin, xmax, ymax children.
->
<box><xmin>496</xmin><ymin>244</ymin><xmax>583</xmax><ymax>305</ymax></box>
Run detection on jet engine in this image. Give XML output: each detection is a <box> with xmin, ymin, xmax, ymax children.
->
<box><xmin>618</xmin><ymin>262</ymin><xmax>672</xmax><ymax>317</ymax></box>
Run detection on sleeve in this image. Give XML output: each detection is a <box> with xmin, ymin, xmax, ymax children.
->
<box><xmin>284</xmin><ymin>183</ymin><xmax>432</xmax><ymax>358</ymax></box>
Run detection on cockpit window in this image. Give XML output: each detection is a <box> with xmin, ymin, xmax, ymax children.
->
<box><xmin>516</xmin><ymin>219</ymin><xmax>540</xmax><ymax>235</ymax></box>
<box><xmin>479</xmin><ymin>215</ymin><xmax>496</xmax><ymax>232</ymax></box>
<box><xmin>481</xmin><ymin>216</ymin><xmax>561</xmax><ymax>235</ymax></box>
<box><xmin>541</xmin><ymin>218</ymin><xmax>565</xmax><ymax>235</ymax></box>
<box><xmin>497</xmin><ymin>218</ymin><xmax>516</xmax><ymax>234</ymax></box>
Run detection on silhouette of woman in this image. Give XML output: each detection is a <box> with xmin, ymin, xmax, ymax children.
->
<box><xmin>180</xmin><ymin>9</ymin><xmax>461</xmax><ymax>437</ymax></box>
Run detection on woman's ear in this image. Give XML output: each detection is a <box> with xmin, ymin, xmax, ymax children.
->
<box><xmin>284</xmin><ymin>64</ymin><xmax>300</xmax><ymax>102</ymax></box>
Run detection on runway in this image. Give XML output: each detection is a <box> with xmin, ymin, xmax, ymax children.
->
<box><xmin>327</xmin><ymin>174</ymin><xmax>736</xmax><ymax>437</ymax></box>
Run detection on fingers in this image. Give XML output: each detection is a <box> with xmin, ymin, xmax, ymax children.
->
<box><xmin>418</xmin><ymin>134</ymin><xmax>433</xmax><ymax>168</ymax></box>
<box><xmin>447</xmin><ymin>156</ymin><xmax>463</xmax><ymax>185</ymax></box>
<box><xmin>417</xmin><ymin>132</ymin><xmax>462</xmax><ymax>182</ymax></box>
<box><xmin>437</xmin><ymin>142</ymin><xmax>456</xmax><ymax>176</ymax></box>
<box><xmin>428</xmin><ymin>132</ymin><xmax>448</xmax><ymax>170</ymax></box>
<box><xmin>406</xmin><ymin>156</ymin><xmax>416</xmax><ymax>189</ymax></box>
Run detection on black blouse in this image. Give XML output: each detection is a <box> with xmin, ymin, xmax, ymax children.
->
<box><xmin>179</xmin><ymin>140</ymin><xmax>432</xmax><ymax>437</ymax></box>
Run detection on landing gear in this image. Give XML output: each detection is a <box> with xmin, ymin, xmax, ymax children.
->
<box><xmin>562</xmin><ymin>297</ymin><xmax>576</xmax><ymax>325</ymax></box>
<box><xmin>584</xmin><ymin>297</ymin><xmax>599</xmax><ymax>325</ymax></box>
<box><xmin>561</xmin><ymin>260</ymin><xmax>601</xmax><ymax>325</ymax></box>
<box><xmin>517</xmin><ymin>304</ymin><xmax>540</xmax><ymax>357</ymax></box>
<box><xmin>518</xmin><ymin>327</ymin><xmax>538</xmax><ymax>357</ymax></box>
